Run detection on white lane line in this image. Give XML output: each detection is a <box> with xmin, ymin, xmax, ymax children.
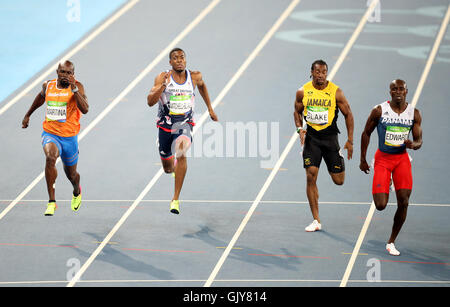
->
<box><xmin>410</xmin><ymin>4</ymin><xmax>450</xmax><ymax>108</ymax></box>
<box><xmin>1</xmin><ymin>279</ymin><xmax>449</xmax><ymax>285</ymax></box>
<box><xmin>0</xmin><ymin>0</ymin><xmax>221</xmax><ymax>223</ymax></box>
<box><xmin>2</xmin><ymin>199</ymin><xmax>450</xmax><ymax>207</ymax></box>
<box><xmin>0</xmin><ymin>0</ymin><xmax>140</xmax><ymax>116</ymax></box>
<box><xmin>339</xmin><ymin>3</ymin><xmax>450</xmax><ymax>288</ymax></box>
<box><xmin>65</xmin><ymin>0</ymin><xmax>224</xmax><ymax>287</ymax></box>
<box><xmin>203</xmin><ymin>0</ymin><xmax>380</xmax><ymax>288</ymax></box>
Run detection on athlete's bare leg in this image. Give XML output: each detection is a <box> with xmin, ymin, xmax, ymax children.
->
<box><xmin>330</xmin><ymin>171</ymin><xmax>345</xmax><ymax>185</ymax></box>
<box><xmin>43</xmin><ymin>143</ymin><xmax>59</xmax><ymax>201</ymax></box>
<box><xmin>63</xmin><ymin>164</ymin><xmax>81</xmax><ymax>196</ymax></box>
<box><xmin>373</xmin><ymin>193</ymin><xmax>389</xmax><ymax>211</ymax></box>
<box><xmin>161</xmin><ymin>156</ymin><xmax>175</xmax><ymax>174</ymax></box>
<box><xmin>173</xmin><ymin>136</ymin><xmax>190</xmax><ymax>201</ymax></box>
<box><xmin>306</xmin><ymin>166</ymin><xmax>320</xmax><ymax>223</ymax></box>
<box><xmin>388</xmin><ymin>189</ymin><xmax>410</xmax><ymax>244</ymax></box>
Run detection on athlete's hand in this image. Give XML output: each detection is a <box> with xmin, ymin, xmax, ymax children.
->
<box><xmin>209</xmin><ymin>109</ymin><xmax>218</xmax><ymax>121</ymax></box>
<box><xmin>359</xmin><ymin>159</ymin><xmax>370</xmax><ymax>174</ymax></box>
<box><xmin>22</xmin><ymin>116</ymin><xmax>30</xmax><ymax>129</ymax></box>
<box><xmin>68</xmin><ymin>74</ymin><xmax>77</xmax><ymax>90</ymax></box>
<box><xmin>344</xmin><ymin>140</ymin><xmax>353</xmax><ymax>159</ymax></box>
<box><xmin>163</xmin><ymin>71</ymin><xmax>171</xmax><ymax>87</ymax></box>
<box><xmin>404</xmin><ymin>139</ymin><xmax>419</xmax><ymax>150</ymax></box>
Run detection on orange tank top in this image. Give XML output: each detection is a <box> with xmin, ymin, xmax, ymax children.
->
<box><xmin>42</xmin><ymin>79</ymin><xmax>81</xmax><ymax>137</ymax></box>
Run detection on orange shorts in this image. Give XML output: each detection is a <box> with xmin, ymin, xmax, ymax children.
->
<box><xmin>372</xmin><ymin>149</ymin><xmax>412</xmax><ymax>194</ymax></box>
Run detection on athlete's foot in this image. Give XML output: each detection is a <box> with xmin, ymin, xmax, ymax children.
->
<box><xmin>170</xmin><ymin>200</ymin><xmax>180</xmax><ymax>214</ymax></box>
<box><xmin>386</xmin><ymin>243</ymin><xmax>400</xmax><ymax>256</ymax></box>
<box><xmin>44</xmin><ymin>202</ymin><xmax>57</xmax><ymax>216</ymax></box>
<box><xmin>305</xmin><ymin>220</ymin><xmax>321</xmax><ymax>232</ymax></box>
<box><xmin>71</xmin><ymin>186</ymin><xmax>82</xmax><ymax>212</ymax></box>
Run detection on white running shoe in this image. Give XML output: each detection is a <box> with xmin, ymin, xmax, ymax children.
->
<box><xmin>386</xmin><ymin>243</ymin><xmax>400</xmax><ymax>256</ymax></box>
<box><xmin>305</xmin><ymin>220</ymin><xmax>322</xmax><ymax>232</ymax></box>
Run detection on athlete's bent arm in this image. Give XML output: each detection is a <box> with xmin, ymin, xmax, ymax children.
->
<box><xmin>405</xmin><ymin>108</ymin><xmax>422</xmax><ymax>150</ymax></box>
<box><xmin>22</xmin><ymin>81</ymin><xmax>48</xmax><ymax>128</ymax></box>
<box><xmin>192</xmin><ymin>71</ymin><xmax>218</xmax><ymax>121</ymax></box>
<box><xmin>72</xmin><ymin>80</ymin><xmax>89</xmax><ymax>114</ymax></box>
<box><xmin>147</xmin><ymin>72</ymin><xmax>170</xmax><ymax>107</ymax></box>
<box><xmin>293</xmin><ymin>88</ymin><xmax>306</xmax><ymax>145</ymax></box>
<box><xmin>360</xmin><ymin>106</ymin><xmax>381</xmax><ymax>174</ymax></box>
<box><xmin>336</xmin><ymin>88</ymin><xmax>354</xmax><ymax>159</ymax></box>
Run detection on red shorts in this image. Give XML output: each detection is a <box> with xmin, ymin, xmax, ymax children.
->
<box><xmin>372</xmin><ymin>149</ymin><xmax>412</xmax><ymax>194</ymax></box>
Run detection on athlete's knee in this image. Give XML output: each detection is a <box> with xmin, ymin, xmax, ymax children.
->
<box><xmin>331</xmin><ymin>173</ymin><xmax>345</xmax><ymax>185</ymax></box>
<box><xmin>175</xmin><ymin>137</ymin><xmax>190</xmax><ymax>158</ymax></box>
<box><xmin>66</xmin><ymin>170</ymin><xmax>79</xmax><ymax>182</ymax></box>
<box><xmin>45</xmin><ymin>155</ymin><xmax>58</xmax><ymax>166</ymax></box>
<box><xmin>397</xmin><ymin>197</ymin><xmax>409</xmax><ymax>209</ymax></box>
<box><xmin>373</xmin><ymin>198</ymin><xmax>388</xmax><ymax>211</ymax></box>
<box><xmin>306</xmin><ymin>170</ymin><xmax>318</xmax><ymax>185</ymax></box>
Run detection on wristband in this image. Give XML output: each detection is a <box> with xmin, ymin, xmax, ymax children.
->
<box><xmin>296</xmin><ymin>127</ymin><xmax>302</xmax><ymax>134</ymax></box>
<box><xmin>71</xmin><ymin>86</ymin><xmax>79</xmax><ymax>93</ymax></box>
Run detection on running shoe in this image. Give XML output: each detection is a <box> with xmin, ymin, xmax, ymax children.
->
<box><xmin>71</xmin><ymin>186</ymin><xmax>82</xmax><ymax>212</ymax></box>
<box><xmin>305</xmin><ymin>220</ymin><xmax>321</xmax><ymax>232</ymax></box>
<box><xmin>386</xmin><ymin>243</ymin><xmax>400</xmax><ymax>256</ymax></box>
<box><xmin>170</xmin><ymin>200</ymin><xmax>180</xmax><ymax>214</ymax></box>
<box><xmin>44</xmin><ymin>202</ymin><xmax>57</xmax><ymax>216</ymax></box>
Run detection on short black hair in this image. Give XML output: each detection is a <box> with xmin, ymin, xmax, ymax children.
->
<box><xmin>169</xmin><ymin>47</ymin><xmax>185</xmax><ymax>59</ymax></box>
<box><xmin>58</xmin><ymin>60</ymin><xmax>75</xmax><ymax>72</ymax></box>
<box><xmin>311</xmin><ymin>59</ymin><xmax>328</xmax><ymax>71</ymax></box>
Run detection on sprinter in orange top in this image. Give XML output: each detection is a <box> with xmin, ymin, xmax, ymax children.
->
<box><xmin>22</xmin><ymin>61</ymin><xmax>89</xmax><ymax>216</ymax></box>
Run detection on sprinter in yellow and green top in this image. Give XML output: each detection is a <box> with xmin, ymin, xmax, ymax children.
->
<box><xmin>293</xmin><ymin>59</ymin><xmax>354</xmax><ymax>232</ymax></box>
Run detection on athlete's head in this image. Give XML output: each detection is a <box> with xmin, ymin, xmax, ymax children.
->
<box><xmin>57</xmin><ymin>60</ymin><xmax>75</xmax><ymax>88</ymax></box>
<box><xmin>389</xmin><ymin>79</ymin><xmax>408</xmax><ymax>104</ymax></box>
<box><xmin>169</xmin><ymin>48</ymin><xmax>186</xmax><ymax>73</ymax></box>
<box><xmin>310</xmin><ymin>59</ymin><xmax>328</xmax><ymax>86</ymax></box>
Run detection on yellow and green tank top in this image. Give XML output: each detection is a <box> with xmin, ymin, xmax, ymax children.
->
<box><xmin>302</xmin><ymin>80</ymin><xmax>340</xmax><ymax>136</ymax></box>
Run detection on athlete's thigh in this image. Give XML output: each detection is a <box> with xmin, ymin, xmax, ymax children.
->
<box><xmin>60</xmin><ymin>135</ymin><xmax>79</xmax><ymax>167</ymax></box>
<box><xmin>372</xmin><ymin>153</ymin><xmax>392</xmax><ymax>195</ymax></box>
<box><xmin>302</xmin><ymin>134</ymin><xmax>322</xmax><ymax>169</ymax></box>
<box><xmin>392</xmin><ymin>153</ymin><xmax>412</xmax><ymax>191</ymax></box>
<box><xmin>322</xmin><ymin>135</ymin><xmax>345</xmax><ymax>174</ymax></box>
<box><xmin>158</xmin><ymin>127</ymin><xmax>174</xmax><ymax>160</ymax></box>
<box><xmin>41</xmin><ymin>132</ymin><xmax>61</xmax><ymax>159</ymax></box>
<box><xmin>172</xmin><ymin>123</ymin><xmax>193</xmax><ymax>157</ymax></box>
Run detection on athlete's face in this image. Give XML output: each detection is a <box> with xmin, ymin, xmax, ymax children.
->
<box><xmin>170</xmin><ymin>51</ymin><xmax>186</xmax><ymax>73</ymax></box>
<box><xmin>311</xmin><ymin>64</ymin><xmax>327</xmax><ymax>86</ymax></box>
<box><xmin>389</xmin><ymin>80</ymin><xmax>408</xmax><ymax>103</ymax></box>
<box><xmin>57</xmin><ymin>64</ymin><xmax>74</xmax><ymax>88</ymax></box>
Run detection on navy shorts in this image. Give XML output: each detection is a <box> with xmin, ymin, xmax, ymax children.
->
<box><xmin>157</xmin><ymin>122</ymin><xmax>193</xmax><ymax>160</ymax></box>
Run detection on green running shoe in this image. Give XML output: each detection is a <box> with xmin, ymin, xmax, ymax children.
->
<box><xmin>44</xmin><ymin>202</ymin><xmax>57</xmax><ymax>216</ymax></box>
<box><xmin>170</xmin><ymin>200</ymin><xmax>180</xmax><ymax>214</ymax></box>
<box><xmin>71</xmin><ymin>187</ymin><xmax>82</xmax><ymax>212</ymax></box>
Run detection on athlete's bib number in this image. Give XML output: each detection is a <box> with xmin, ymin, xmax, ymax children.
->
<box><xmin>385</xmin><ymin>126</ymin><xmax>410</xmax><ymax>147</ymax></box>
<box><xmin>169</xmin><ymin>95</ymin><xmax>192</xmax><ymax>115</ymax></box>
<box><xmin>306</xmin><ymin>106</ymin><xmax>328</xmax><ymax>125</ymax></box>
<box><xmin>46</xmin><ymin>101</ymin><xmax>67</xmax><ymax>122</ymax></box>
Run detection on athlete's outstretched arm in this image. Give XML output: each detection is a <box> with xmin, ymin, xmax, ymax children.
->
<box><xmin>360</xmin><ymin>106</ymin><xmax>381</xmax><ymax>173</ymax></box>
<box><xmin>336</xmin><ymin>88</ymin><xmax>354</xmax><ymax>159</ymax></box>
<box><xmin>192</xmin><ymin>71</ymin><xmax>218</xmax><ymax>121</ymax></box>
<box><xmin>147</xmin><ymin>72</ymin><xmax>170</xmax><ymax>107</ymax></box>
<box><xmin>405</xmin><ymin>108</ymin><xmax>422</xmax><ymax>150</ymax></box>
<box><xmin>22</xmin><ymin>81</ymin><xmax>47</xmax><ymax>128</ymax></box>
<box><xmin>293</xmin><ymin>88</ymin><xmax>306</xmax><ymax>145</ymax></box>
